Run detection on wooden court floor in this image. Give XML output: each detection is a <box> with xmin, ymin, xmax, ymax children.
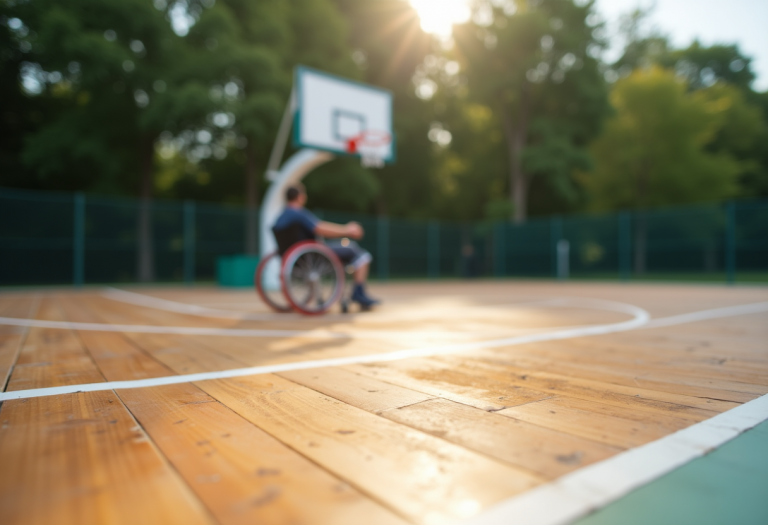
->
<box><xmin>0</xmin><ymin>281</ymin><xmax>766</xmax><ymax>525</ymax></box>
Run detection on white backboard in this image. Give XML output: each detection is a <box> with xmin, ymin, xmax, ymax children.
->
<box><xmin>294</xmin><ymin>66</ymin><xmax>395</xmax><ymax>163</ymax></box>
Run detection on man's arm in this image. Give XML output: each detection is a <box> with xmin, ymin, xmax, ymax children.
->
<box><xmin>314</xmin><ymin>221</ymin><xmax>363</xmax><ymax>239</ymax></box>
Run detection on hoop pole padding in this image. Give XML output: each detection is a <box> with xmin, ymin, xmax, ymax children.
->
<box><xmin>259</xmin><ymin>148</ymin><xmax>334</xmax><ymax>258</ymax></box>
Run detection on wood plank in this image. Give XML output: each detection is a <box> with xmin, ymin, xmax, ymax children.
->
<box><xmin>440</xmin><ymin>355</ymin><xmax>739</xmax><ymax>415</ymax></box>
<box><xmin>278</xmin><ymin>366</ymin><xmax>436</xmax><ymax>413</ymax></box>
<box><xmin>0</xmin><ymin>295</ymin><xmax>38</xmax><ymax>390</ymax></box>
<box><xmin>118</xmin><ymin>383</ymin><xmax>408</xmax><ymax>525</ymax></box>
<box><xmin>507</xmin><ymin>340</ymin><xmax>768</xmax><ymax>387</ymax></box>
<box><xmin>198</xmin><ymin>374</ymin><xmax>542</xmax><ymax>524</ymax></box>
<box><xmin>348</xmin><ymin>356</ymin><xmax>724</xmax><ymax>423</ymax></box>
<box><xmin>380</xmin><ymin>397</ymin><xmax>622</xmax><ymax>479</ymax></box>
<box><xmin>475</xmin><ymin>351</ymin><xmax>765</xmax><ymax>402</ymax></box>
<box><xmin>498</xmin><ymin>396</ymin><xmax>697</xmax><ymax>448</ymax></box>
<box><xmin>345</xmin><ymin>360</ymin><xmax>553</xmax><ymax>412</ymax></box>
<box><xmin>57</xmin><ymin>296</ymin><xmax>177</xmax><ymax>381</ymax></box>
<box><xmin>64</xmin><ymin>297</ymin><xmax>409</xmax><ymax>525</ymax></box>
<box><xmin>7</xmin><ymin>298</ymin><xmax>104</xmax><ymax>391</ymax></box>
<box><xmin>559</xmin><ymin>335</ymin><xmax>768</xmax><ymax>373</ymax></box>
<box><xmin>0</xmin><ymin>391</ymin><xmax>213</xmax><ymax>525</ymax></box>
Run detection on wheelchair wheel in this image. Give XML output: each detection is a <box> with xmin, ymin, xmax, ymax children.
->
<box><xmin>255</xmin><ymin>252</ymin><xmax>292</xmax><ymax>313</ymax></box>
<box><xmin>281</xmin><ymin>242</ymin><xmax>345</xmax><ymax>315</ymax></box>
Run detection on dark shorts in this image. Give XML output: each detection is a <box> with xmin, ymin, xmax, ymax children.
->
<box><xmin>326</xmin><ymin>239</ymin><xmax>372</xmax><ymax>269</ymax></box>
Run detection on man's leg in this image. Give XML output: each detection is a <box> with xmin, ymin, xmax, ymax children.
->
<box><xmin>353</xmin><ymin>262</ymin><xmax>369</xmax><ymax>284</ymax></box>
<box><xmin>326</xmin><ymin>240</ymin><xmax>379</xmax><ymax>307</ymax></box>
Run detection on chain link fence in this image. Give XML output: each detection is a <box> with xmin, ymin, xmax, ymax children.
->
<box><xmin>1</xmin><ymin>187</ymin><xmax>766</xmax><ymax>286</ymax></box>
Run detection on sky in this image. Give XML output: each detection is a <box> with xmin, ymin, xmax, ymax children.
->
<box><xmin>593</xmin><ymin>0</ymin><xmax>768</xmax><ymax>91</ymax></box>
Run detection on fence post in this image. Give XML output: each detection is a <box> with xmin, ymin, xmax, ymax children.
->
<box><xmin>551</xmin><ymin>216</ymin><xmax>562</xmax><ymax>278</ymax></box>
<box><xmin>378</xmin><ymin>216</ymin><xmax>389</xmax><ymax>281</ymax></box>
<box><xmin>725</xmin><ymin>201</ymin><xmax>736</xmax><ymax>285</ymax></box>
<box><xmin>557</xmin><ymin>239</ymin><xmax>570</xmax><ymax>280</ymax></box>
<box><xmin>494</xmin><ymin>223</ymin><xmax>505</xmax><ymax>277</ymax></box>
<box><xmin>73</xmin><ymin>192</ymin><xmax>85</xmax><ymax>287</ymax></box>
<box><xmin>184</xmin><ymin>200</ymin><xmax>196</xmax><ymax>284</ymax></box>
<box><xmin>428</xmin><ymin>221</ymin><xmax>439</xmax><ymax>279</ymax></box>
<box><xmin>619</xmin><ymin>211</ymin><xmax>632</xmax><ymax>281</ymax></box>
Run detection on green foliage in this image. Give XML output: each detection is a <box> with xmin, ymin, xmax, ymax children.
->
<box><xmin>584</xmin><ymin>67</ymin><xmax>743</xmax><ymax>211</ymax></box>
<box><xmin>1</xmin><ymin>0</ymin><xmax>766</xmax><ymax>220</ymax></box>
<box><xmin>608</xmin><ymin>13</ymin><xmax>768</xmax><ymax>200</ymax></box>
<box><xmin>448</xmin><ymin>0</ymin><xmax>610</xmax><ymax>221</ymax></box>
<box><xmin>3</xmin><ymin>0</ymin><xmax>217</xmax><ymax>194</ymax></box>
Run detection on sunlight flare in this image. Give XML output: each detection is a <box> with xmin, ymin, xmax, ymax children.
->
<box><xmin>410</xmin><ymin>0</ymin><xmax>471</xmax><ymax>37</ymax></box>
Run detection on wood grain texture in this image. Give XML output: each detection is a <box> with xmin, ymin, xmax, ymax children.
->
<box><xmin>198</xmin><ymin>374</ymin><xmax>541</xmax><ymax>524</ymax></box>
<box><xmin>0</xmin><ymin>295</ymin><xmax>38</xmax><ymax>390</ymax></box>
<box><xmin>118</xmin><ymin>383</ymin><xmax>407</xmax><ymax>525</ymax></box>
<box><xmin>7</xmin><ymin>298</ymin><xmax>104</xmax><ymax>391</ymax></box>
<box><xmin>278</xmin><ymin>366</ymin><xmax>436</xmax><ymax>413</ymax></box>
<box><xmin>381</xmin><ymin>398</ymin><xmax>622</xmax><ymax>479</ymax></box>
<box><xmin>498</xmin><ymin>396</ymin><xmax>698</xmax><ymax>447</ymax></box>
<box><xmin>0</xmin><ymin>282</ymin><xmax>765</xmax><ymax>525</ymax></box>
<box><xmin>0</xmin><ymin>391</ymin><xmax>212</xmax><ymax>525</ymax></box>
<box><xmin>63</xmin><ymin>298</ymin><xmax>406</xmax><ymax>525</ymax></box>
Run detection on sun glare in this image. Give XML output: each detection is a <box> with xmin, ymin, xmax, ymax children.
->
<box><xmin>410</xmin><ymin>0</ymin><xmax>471</xmax><ymax>37</ymax></box>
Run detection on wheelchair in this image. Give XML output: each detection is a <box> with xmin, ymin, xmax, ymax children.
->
<box><xmin>254</xmin><ymin>223</ymin><xmax>355</xmax><ymax>315</ymax></box>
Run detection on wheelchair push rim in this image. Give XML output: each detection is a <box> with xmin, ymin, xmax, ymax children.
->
<box><xmin>281</xmin><ymin>242</ymin><xmax>345</xmax><ymax>315</ymax></box>
<box><xmin>254</xmin><ymin>252</ymin><xmax>293</xmax><ymax>313</ymax></box>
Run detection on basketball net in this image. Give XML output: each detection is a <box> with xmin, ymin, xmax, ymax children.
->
<box><xmin>346</xmin><ymin>130</ymin><xmax>390</xmax><ymax>168</ymax></box>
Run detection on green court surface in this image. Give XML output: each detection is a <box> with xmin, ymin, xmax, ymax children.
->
<box><xmin>574</xmin><ymin>419</ymin><xmax>768</xmax><ymax>525</ymax></box>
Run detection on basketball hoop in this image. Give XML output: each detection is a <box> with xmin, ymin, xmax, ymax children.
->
<box><xmin>346</xmin><ymin>130</ymin><xmax>391</xmax><ymax>168</ymax></box>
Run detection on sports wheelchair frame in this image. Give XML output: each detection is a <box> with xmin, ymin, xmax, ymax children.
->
<box><xmin>254</xmin><ymin>223</ymin><xmax>355</xmax><ymax>315</ymax></box>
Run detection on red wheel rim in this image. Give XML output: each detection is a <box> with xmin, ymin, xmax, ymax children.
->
<box><xmin>254</xmin><ymin>252</ymin><xmax>292</xmax><ymax>313</ymax></box>
<box><xmin>280</xmin><ymin>242</ymin><xmax>345</xmax><ymax>315</ymax></box>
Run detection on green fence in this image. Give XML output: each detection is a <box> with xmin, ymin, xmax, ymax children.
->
<box><xmin>1</xmin><ymin>187</ymin><xmax>766</xmax><ymax>286</ymax></box>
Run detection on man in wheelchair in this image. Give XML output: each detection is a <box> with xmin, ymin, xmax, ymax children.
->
<box><xmin>273</xmin><ymin>184</ymin><xmax>380</xmax><ymax>309</ymax></box>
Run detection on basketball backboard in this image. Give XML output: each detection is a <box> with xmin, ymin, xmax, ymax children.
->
<box><xmin>293</xmin><ymin>66</ymin><xmax>395</xmax><ymax>165</ymax></box>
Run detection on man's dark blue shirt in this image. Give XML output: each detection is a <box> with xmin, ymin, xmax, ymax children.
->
<box><xmin>273</xmin><ymin>206</ymin><xmax>319</xmax><ymax>238</ymax></box>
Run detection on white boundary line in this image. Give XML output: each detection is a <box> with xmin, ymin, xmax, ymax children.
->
<box><xmin>102</xmin><ymin>287</ymin><xmax>585</xmax><ymax>323</ymax></box>
<box><xmin>0</xmin><ymin>316</ymin><xmax>472</xmax><ymax>341</ymax></box>
<box><xmin>102</xmin><ymin>287</ymin><xmax>281</xmax><ymax>321</ymax></box>
<box><xmin>465</xmin><ymin>392</ymin><xmax>768</xmax><ymax>525</ymax></box>
<box><xmin>1</xmin><ymin>296</ymin><xmax>766</xmax><ymax>525</ymax></box>
<box><xmin>0</xmin><ymin>297</ymin><xmax>649</xmax><ymax>401</ymax></box>
<box><xmin>0</xmin><ymin>295</ymin><xmax>628</xmax><ymax>340</ymax></box>
<box><xmin>2</xmin><ymin>299</ymin><xmax>767</xmax><ymax>403</ymax></box>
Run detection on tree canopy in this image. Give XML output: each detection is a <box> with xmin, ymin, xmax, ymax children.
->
<box><xmin>583</xmin><ymin>67</ymin><xmax>748</xmax><ymax>211</ymax></box>
<box><xmin>2</xmin><ymin>0</ymin><xmax>767</xmax><ymax>223</ymax></box>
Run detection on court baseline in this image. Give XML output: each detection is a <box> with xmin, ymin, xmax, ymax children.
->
<box><xmin>1</xmin><ymin>296</ymin><xmax>766</xmax><ymax>403</ymax></box>
<box><xmin>1</xmin><ymin>296</ymin><xmax>650</xmax><ymax>401</ymax></box>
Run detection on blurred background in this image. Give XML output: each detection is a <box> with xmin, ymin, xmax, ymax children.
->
<box><xmin>1</xmin><ymin>0</ymin><xmax>766</xmax><ymax>285</ymax></box>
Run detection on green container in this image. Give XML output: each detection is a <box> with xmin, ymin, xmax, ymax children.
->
<box><xmin>216</xmin><ymin>255</ymin><xmax>260</xmax><ymax>287</ymax></box>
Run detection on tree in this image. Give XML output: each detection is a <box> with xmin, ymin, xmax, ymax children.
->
<box><xmin>586</xmin><ymin>68</ymin><xmax>744</xmax><ymax>209</ymax></box>
<box><xmin>6</xmin><ymin>0</ymin><xmax>216</xmax><ymax>280</ymax></box>
<box><xmin>452</xmin><ymin>0</ymin><xmax>609</xmax><ymax>223</ymax></box>
<box><xmin>609</xmin><ymin>11</ymin><xmax>768</xmax><ymax>200</ymax></box>
<box><xmin>583</xmin><ymin>67</ymin><xmax>750</xmax><ymax>272</ymax></box>
<box><xmin>186</xmin><ymin>0</ymin><xmax>287</xmax><ymax>252</ymax></box>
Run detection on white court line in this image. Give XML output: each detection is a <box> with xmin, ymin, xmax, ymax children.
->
<box><xmin>102</xmin><ymin>287</ymin><xmax>577</xmax><ymax>324</ymax></box>
<box><xmin>0</xmin><ymin>301</ymin><xmax>765</xmax><ymax>404</ymax></box>
<box><xmin>462</xmin><ymin>301</ymin><xmax>768</xmax><ymax>525</ymax></box>
<box><xmin>465</xmin><ymin>392</ymin><xmax>768</xmax><ymax>525</ymax></box>
<box><xmin>642</xmin><ymin>301</ymin><xmax>768</xmax><ymax>328</ymax></box>
<box><xmin>0</xmin><ymin>316</ymin><xmax>472</xmax><ymax>341</ymax></box>
<box><xmin>0</xmin><ymin>297</ymin><xmax>649</xmax><ymax>401</ymax></box>
<box><xmin>0</xmin><ymin>292</ymin><xmax>613</xmax><ymax>340</ymax></box>
<box><xmin>102</xmin><ymin>287</ymin><xmax>280</xmax><ymax>321</ymax></box>
<box><xmin>2</xmin><ymin>295</ymin><xmax>764</xmax><ymax>525</ymax></box>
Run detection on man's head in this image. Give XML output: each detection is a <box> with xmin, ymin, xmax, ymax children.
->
<box><xmin>285</xmin><ymin>184</ymin><xmax>307</xmax><ymax>207</ymax></box>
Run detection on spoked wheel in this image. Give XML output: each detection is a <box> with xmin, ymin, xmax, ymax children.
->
<box><xmin>255</xmin><ymin>252</ymin><xmax>292</xmax><ymax>313</ymax></box>
<box><xmin>281</xmin><ymin>242</ymin><xmax>344</xmax><ymax>315</ymax></box>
